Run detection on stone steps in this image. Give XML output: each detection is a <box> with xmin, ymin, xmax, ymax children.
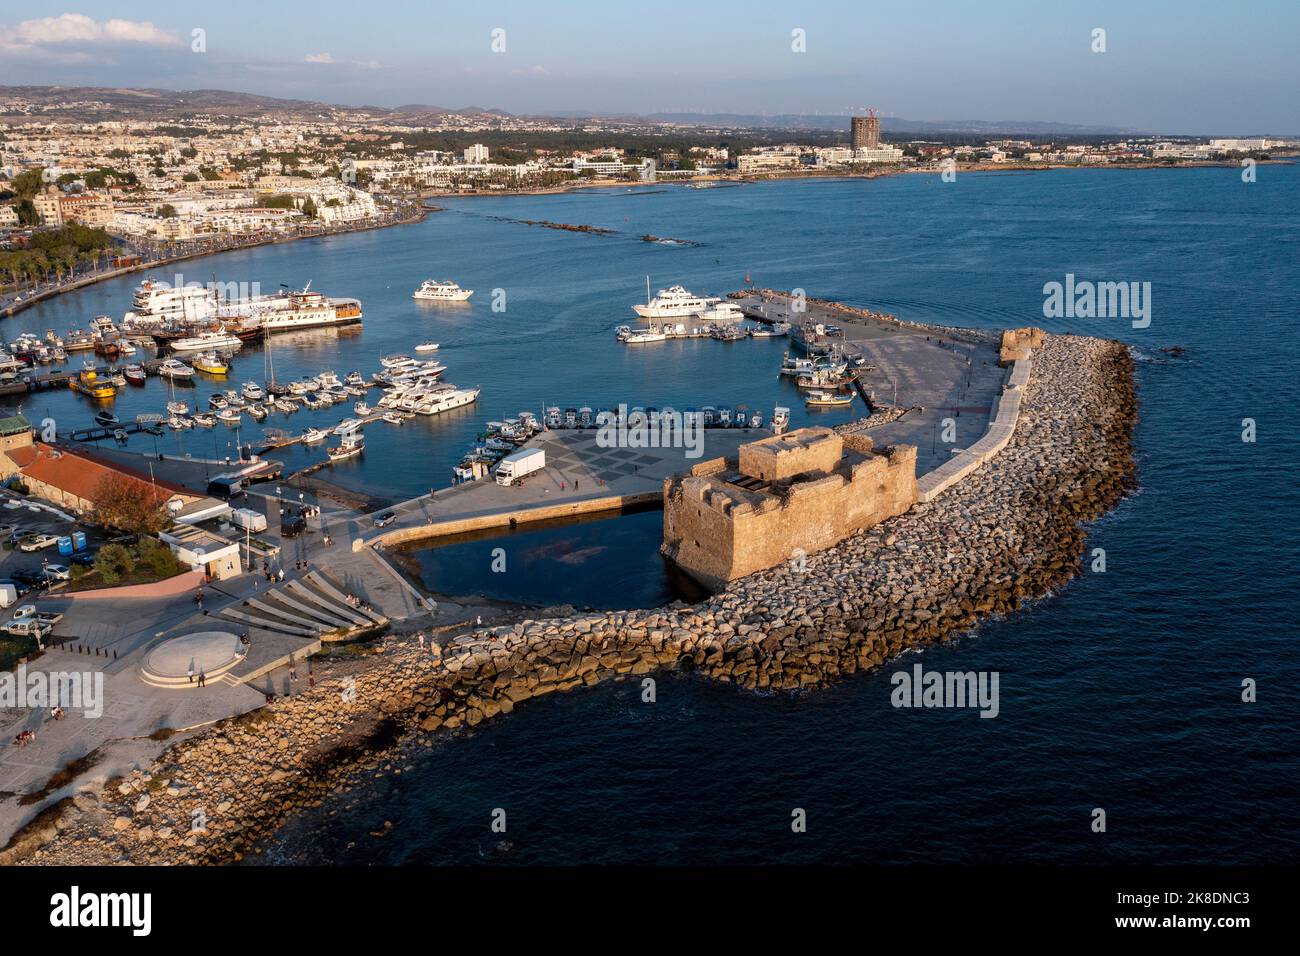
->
<box><xmin>305</xmin><ymin>570</ymin><xmax>388</xmax><ymax>625</ymax></box>
<box><xmin>284</xmin><ymin>579</ymin><xmax>372</xmax><ymax>627</ymax></box>
<box><xmin>218</xmin><ymin>607</ymin><xmax>321</xmax><ymax>638</ymax></box>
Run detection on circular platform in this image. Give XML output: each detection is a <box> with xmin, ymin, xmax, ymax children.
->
<box><xmin>140</xmin><ymin>630</ymin><xmax>245</xmax><ymax>688</ymax></box>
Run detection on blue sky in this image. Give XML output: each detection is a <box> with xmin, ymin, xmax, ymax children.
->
<box><xmin>2</xmin><ymin>1</ymin><xmax>1297</xmax><ymax>132</ymax></box>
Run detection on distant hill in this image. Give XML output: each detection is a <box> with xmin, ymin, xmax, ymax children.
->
<box><xmin>0</xmin><ymin>85</ymin><xmax>1142</xmax><ymax>135</ymax></box>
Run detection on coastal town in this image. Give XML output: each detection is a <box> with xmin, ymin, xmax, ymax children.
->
<box><xmin>3</xmin><ymin>85</ymin><xmax>1294</xmax><ymax>312</ymax></box>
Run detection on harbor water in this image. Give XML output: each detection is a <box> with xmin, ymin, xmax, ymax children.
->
<box><xmin>7</xmin><ymin>168</ymin><xmax>1297</xmax><ymax>863</ymax></box>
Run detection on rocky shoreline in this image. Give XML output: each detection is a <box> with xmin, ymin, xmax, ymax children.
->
<box><xmin>8</xmin><ymin>329</ymin><xmax>1137</xmax><ymax>865</ymax></box>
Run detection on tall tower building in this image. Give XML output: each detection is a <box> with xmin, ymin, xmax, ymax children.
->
<box><xmin>851</xmin><ymin>111</ymin><xmax>881</xmax><ymax>149</ymax></box>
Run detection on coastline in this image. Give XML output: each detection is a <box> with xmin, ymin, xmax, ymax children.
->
<box><xmin>6</xmin><ymin>314</ymin><xmax>1138</xmax><ymax>865</ymax></box>
<box><xmin>0</xmin><ymin>204</ymin><xmax>431</xmax><ymax>320</ymax></box>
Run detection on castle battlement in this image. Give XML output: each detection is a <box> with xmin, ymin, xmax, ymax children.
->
<box><xmin>662</xmin><ymin>427</ymin><xmax>918</xmax><ymax>591</ymax></box>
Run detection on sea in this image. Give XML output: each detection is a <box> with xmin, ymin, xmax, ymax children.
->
<box><xmin>8</xmin><ymin>167</ymin><xmax>1297</xmax><ymax>864</ymax></box>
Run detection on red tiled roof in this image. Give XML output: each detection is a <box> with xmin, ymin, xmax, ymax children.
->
<box><xmin>5</xmin><ymin>443</ymin><xmax>192</xmax><ymax>507</ymax></box>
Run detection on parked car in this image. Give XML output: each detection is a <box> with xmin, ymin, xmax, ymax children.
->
<box><xmin>1</xmin><ymin>618</ymin><xmax>51</xmax><ymax>638</ymax></box>
<box><xmin>0</xmin><ymin>524</ymin><xmax>17</xmax><ymax>538</ymax></box>
<box><xmin>9</xmin><ymin>569</ymin><xmax>47</xmax><ymax>590</ymax></box>
<box><xmin>281</xmin><ymin>515</ymin><xmax>307</xmax><ymax>538</ymax></box>
<box><xmin>373</xmin><ymin>510</ymin><xmax>397</xmax><ymax>528</ymax></box>
<box><xmin>18</xmin><ymin>533</ymin><xmax>60</xmax><ymax>552</ymax></box>
<box><xmin>42</xmin><ymin>564</ymin><xmax>71</xmax><ymax>582</ymax></box>
<box><xmin>70</xmin><ymin>551</ymin><xmax>98</xmax><ymax>567</ymax></box>
<box><xmin>7</xmin><ymin>527</ymin><xmax>34</xmax><ymax>544</ymax></box>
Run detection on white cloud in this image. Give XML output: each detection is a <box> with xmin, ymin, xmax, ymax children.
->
<box><xmin>305</xmin><ymin>53</ymin><xmax>337</xmax><ymax>64</ymax></box>
<box><xmin>4</xmin><ymin>13</ymin><xmax>181</xmax><ymax>49</ymax></box>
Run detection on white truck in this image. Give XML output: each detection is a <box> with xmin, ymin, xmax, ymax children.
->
<box><xmin>229</xmin><ymin>508</ymin><xmax>268</xmax><ymax>533</ymax></box>
<box><xmin>495</xmin><ymin>448</ymin><xmax>546</xmax><ymax>486</ymax></box>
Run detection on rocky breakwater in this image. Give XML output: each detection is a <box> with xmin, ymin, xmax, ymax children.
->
<box><xmin>13</xmin><ymin>331</ymin><xmax>1135</xmax><ymax>865</ymax></box>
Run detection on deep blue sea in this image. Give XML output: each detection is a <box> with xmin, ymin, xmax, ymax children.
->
<box><xmin>10</xmin><ymin>168</ymin><xmax>1298</xmax><ymax>863</ymax></box>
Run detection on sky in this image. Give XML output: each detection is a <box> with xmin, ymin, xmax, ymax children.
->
<box><xmin>1</xmin><ymin>1</ymin><xmax>1297</xmax><ymax>133</ymax></box>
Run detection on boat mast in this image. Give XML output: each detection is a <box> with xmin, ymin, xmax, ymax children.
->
<box><xmin>645</xmin><ymin>275</ymin><xmax>651</xmax><ymax>306</ymax></box>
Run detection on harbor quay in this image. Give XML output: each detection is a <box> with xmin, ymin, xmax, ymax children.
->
<box><xmin>6</xmin><ymin>296</ymin><xmax>1139</xmax><ymax>863</ymax></box>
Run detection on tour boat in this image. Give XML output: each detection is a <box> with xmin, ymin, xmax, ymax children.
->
<box><xmin>414</xmin><ymin>341</ymin><xmax>440</xmax><ymax>352</ymax></box>
<box><xmin>192</xmin><ymin>352</ymin><xmax>230</xmax><ymax>375</ymax></box>
<box><xmin>124</xmin><ymin>364</ymin><xmax>147</xmax><ymax>385</ymax></box>
<box><xmin>805</xmin><ymin>390</ymin><xmax>854</xmax><ymax>407</ymax></box>
<box><xmin>157</xmin><ymin>359</ymin><xmax>194</xmax><ymax>381</ymax></box>
<box><xmin>412</xmin><ymin>280</ymin><xmax>473</xmax><ymax>302</ymax></box>
<box><xmin>632</xmin><ymin>278</ymin><xmax>720</xmax><ymax>319</ymax></box>
<box><xmin>69</xmin><ymin>364</ymin><xmax>116</xmax><ymax>400</ymax></box>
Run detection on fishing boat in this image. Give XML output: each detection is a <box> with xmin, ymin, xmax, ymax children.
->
<box><xmin>157</xmin><ymin>358</ymin><xmax>194</xmax><ymax>380</ymax></box>
<box><xmin>414</xmin><ymin>341</ymin><xmax>440</xmax><ymax>352</ymax></box>
<box><xmin>805</xmin><ymin>390</ymin><xmax>854</xmax><ymax>408</ymax></box>
<box><xmin>216</xmin><ymin>407</ymin><xmax>242</xmax><ymax>424</ymax></box>
<box><xmin>192</xmin><ymin>352</ymin><xmax>230</xmax><ymax>376</ymax></box>
<box><xmin>124</xmin><ymin>364</ymin><xmax>147</xmax><ymax>385</ymax></box>
<box><xmin>301</xmin><ymin>427</ymin><xmax>328</xmax><ymax>445</ymax></box>
<box><xmin>326</xmin><ymin>432</ymin><xmax>364</xmax><ymax>461</ymax></box>
<box><xmin>69</xmin><ymin>364</ymin><xmax>116</xmax><ymax>400</ymax></box>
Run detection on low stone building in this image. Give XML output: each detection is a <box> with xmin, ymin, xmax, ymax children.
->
<box><xmin>662</xmin><ymin>427</ymin><xmax>917</xmax><ymax>590</ymax></box>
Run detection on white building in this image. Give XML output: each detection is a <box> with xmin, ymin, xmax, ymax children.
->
<box><xmin>464</xmin><ymin>143</ymin><xmax>490</xmax><ymax>163</ymax></box>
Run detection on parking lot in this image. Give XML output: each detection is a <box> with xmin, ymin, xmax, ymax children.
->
<box><xmin>0</xmin><ymin>494</ymin><xmax>105</xmax><ymax>606</ymax></box>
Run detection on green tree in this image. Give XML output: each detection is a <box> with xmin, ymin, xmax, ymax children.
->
<box><xmin>93</xmin><ymin>543</ymin><xmax>135</xmax><ymax>585</ymax></box>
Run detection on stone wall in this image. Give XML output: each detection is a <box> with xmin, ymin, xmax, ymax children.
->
<box><xmin>999</xmin><ymin>326</ymin><xmax>1046</xmax><ymax>366</ymax></box>
<box><xmin>662</xmin><ymin>427</ymin><xmax>917</xmax><ymax>590</ymax></box>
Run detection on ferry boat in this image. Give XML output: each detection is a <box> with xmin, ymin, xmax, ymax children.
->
<box><xmin>170</xmin><ymin>329</ymin><xmax>243</xmax><ymax>352</ymax></box>
<box><xmin>69</xmin><ymin>364</ymin><xmax>116</xmax><ymax>400</ymax></box>
<box><xmin>124</xmin><ymin>364</ymin><xmax>147</xmax><ymax>386</ymax></box>
<box><xmin>127</xmin><ymin>279</ymin><xmax>363</xmax><ymax>334</ymax></box>
<box><xmin>192</xmin><ymin>352</ymin><xmax>230</xmax><ymax>375</ymax></box>
<box><xmin>632</xmin><ymin>279</ymin><xmax>720</xmax><ymax>319</ymax></box>
<box><xmin>412</xmin><ymin>280</ymin><xmax>473</xmax><ymax>302</ymax></box>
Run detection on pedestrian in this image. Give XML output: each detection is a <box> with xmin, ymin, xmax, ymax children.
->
<box><xmin>187</xmin><ymin>664</ymin><xmax>194</xmax><ymax>684</ymax></box>
<box><xmin>475</xmin><ymin>614</ymin><xmax>482</xmax><ymax>626</ymax></box>
<box><xmin>278</xmin><ymin>568</ymin><xmax>285</xmax><ymax>582</ymax></box>
<box><xmin>198</xmin><ymin>670</ymin><xmax>206</xmax><ymax>688</ymax></box>
<box><xmin>417</xmin><ymin>631</ymin><xmax>425</xmax><ymax>650</ymax></box>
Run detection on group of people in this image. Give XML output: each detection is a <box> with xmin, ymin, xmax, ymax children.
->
<box><xmin>12</xmin><ymin>729</ymin><xmax>36</xmax><ymax>747</ymax></box>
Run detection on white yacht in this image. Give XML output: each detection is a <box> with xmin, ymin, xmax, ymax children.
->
<box><xmin>632</xmin><ymin>279</ymin><xmax>720</xmax><ymax>319</ymax></box>
<box><xmin>413</xmin><ymin>280</ymin><xmax>473</xmax><ymax>302</ymax></box>
<box><xmin>696</xmin><ymin>301</ymin><xmax>745</xmax><ymax>324</ymax></box>
<box><xmin>157</xmin><ymin>358</ymin><xmax>194</xmax><ymax>380</ymax></box>
<box><xmin>414</xmin><ymin>386</ymin><xmax>480</xmax><ymax>416</ymax></box>
<box><xmin>170</xmin><ymin>328</ymin><xmax>243</xmax><ymax>352</ymax></box>
<box><xmin>126</xmin><ymin>279</ymin><xmax>363</xmax><ymax>333</ymax></box>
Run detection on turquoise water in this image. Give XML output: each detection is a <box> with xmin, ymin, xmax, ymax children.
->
<box><xmin>10</xmin><ymin>168</ymin><xmax>1298</xmax><ymax>863</ymax></box>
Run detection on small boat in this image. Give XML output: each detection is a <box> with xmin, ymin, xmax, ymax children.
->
<box><xmin>333</xmin><ymin>418</ymin><xmax>364</xmax><ymax>435</ymax></box>
<box><xmin>166</xmin><ymin>400</ymin><xmax>189</xmax><ymax>416</ymax></box>
<box><xmin>344</xmin><ymin>371</ymin><xmax>366</xmax><ymax>387</ymax></box>
<box><xmin>157</xmin><ymin>359</ymin><xmax>194</xmax><ymax>380</ymax></box>
<box><xmin>242</xmin><ymin>382</ymin><xmax>265</xmax><ymax>400</ymax></box>
<box><xmin>216</xmin><ymin>407</ymin><xmax>242</xmax><ymax>424</ymax></box>
<box><xmin>167</xmin><ymin>415</ymin><xmax>192</xmax><ymax>430</ymax></box>
<box><xmin>382</xmin><ymin>411</ymin><xmax>405</xmax><ymax>425</ymax></box>
<box><xmin>771</xmin><ymin>406</ymin><xmax>790</xmax><ymax>434</ymax></box>
<box><xmin>124</xmin><ymin>364</ymin><xmax>147</xmax><ymax>385</ymax></box>
<box><xmin>805</xmin><ymin>390</ymin><xmax>854</xmax><ymax>407</ymax></box>
<box><xmin>192</xmin><ymin>352</ymin><xmax>230</xmax><ymax>376</ymax></box>
<box><xmin>113</xmin><ymin>427</ymin><xmax>128</xmax><ymax>443</ymax></box>
<box><xmin>208</xmin><ymin>394</ymin><xmax>228</xmax><ymax>410</ymax></box>
<box><xmin>301</xmin><ymin>427</ymin><xmax>327</xmax><ymax>445</ymax></box>
<box><xmin>94</xmin><ymin>410</ymin><xmax>120</xmax><ymax>427</ymax></box>
<box><xmin>170</xmin><ymin>328</ymin><xmax>243</xmax><ymax>352</ymax></box>
<box><xmin>326</xmin><ymin>433</ymin><xmax>364</xmax><ymax>461</ymax></box>
<box><xmin>247</xmin><ymin>404</ymin><xmax>267</xmax><ymax>421</ymax></box>
<box><xmin>192</xmin><ymin>413</ymin><xmax>216</xmax><ymax>428</ymax></box>
<box><xmin>414</xmin><ymin>342</ymin><xmax>440</xmax><ymax>352</ymax></box>
<box><xmin>354</xmin><ymin>401</ymin><xmax>371</xmax><ymax>416</ymax></box>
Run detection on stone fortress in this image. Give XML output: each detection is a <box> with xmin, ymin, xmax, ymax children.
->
<box><xmin>662</xmin><ymin>427</ymin><xmax>918</xmax><ymax>590</ymax></box>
